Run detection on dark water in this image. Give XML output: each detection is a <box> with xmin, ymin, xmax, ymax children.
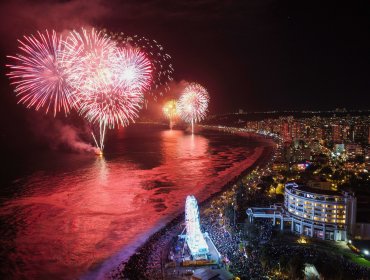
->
<box><xmin>0</xmin><ymin>125</ymin><xmax>271</xmax><ymax>280</ymax></box>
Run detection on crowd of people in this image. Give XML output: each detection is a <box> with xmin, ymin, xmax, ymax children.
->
<box><xmin>198</xmin><ymin>149</ymin><xmax>277</xmax><ymax>279</ymax></box>
<box><xmin>110</xmin><ymin>216</ymin><xmax>183</xmax><ymax>280</ymax></box>
<box><xmin>110</xmin><ymin>155</ymin><xmax>270</xmax><ymax>279</ymax></box>
<box><xmin>110</xmin><ymin>135</ymin><xmax>370</xmax><ymax>280</ymax></box>
<box><xmin>110</xmin><ymin>142</ymin><xmax>275</xmax><ymax>279</ymax></box>
<box><xmin>201</xmin><ymin>210</ymin><xmax>270</xmax><ymax>279</ymax></box>
<box><xmin>263</xmin><ymin>242</ymin><xmax>370</xmax><ymax>279</ymax></box>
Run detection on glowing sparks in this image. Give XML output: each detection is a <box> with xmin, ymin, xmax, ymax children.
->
<box><xmin>163</xmin><ymin>99</ymin><xmax>178</xmax><ymax>120</ymax></box>
<box><xmin>63</xmin><ymin>28</ymin><xmax>118</xmax><ymax>97</ymax></box>
<box><xmin>63</xmin><ymin>29</ymin><xmax>152</xmax><ymax>128</ymax></box>
<box><xmin>6</xmin><ymin>28</ymin><xmax>212</xmax><ymax>151</ymax></box>
<box><xmin>106</xmin><ymin>31</ymin><xmax>174</xmax><ymax>98</ymax></box>
<box><xmin>7</xmin><ymin>28</ymin><xmax>154</xmax><ymax>152</ymax></box>
<box><xmin>63</xmin><ymin>28</ymin><xmax>152</xmax><ymax>150</ymax></box>
<box><xmin>163</xmin><ymin>99</ymin><xmax>178</xmax><ymax>129</ymax></box>
<box><xmin>6</xmin><ymin>30</ymin><xmax>76</xmax><ymax>116</ymax></box>
<box><xmin>115</xmin><ymin>47</ymin><xmax>153</xmax><ymax>92</ymax></box>
<box><xmin>79</xmin><ymin>87</ymin><xmax>144</xmax><ymax>129</ymax></box>
<box><xmin>178</xmin><ymin>83</ymin><xmax>210</xmax><ymax>127</ymax></box>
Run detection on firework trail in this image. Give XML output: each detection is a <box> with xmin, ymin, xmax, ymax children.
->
<box><xmin>64</xmin><ymin>28</ymin><xmax>152</xmax><ymax>152</ymax></box>
<box><xmin>178</xmin><ymin>83</ymin><xmax>209</xmax><ymax>133</ymax></box>
<box><xmin>6</xmin><ymin>30</ymin><xmax>76</xmax><ymax>116</ymax></box>
<box><xmin>79</xmin><ymin>86</ymin><xmax>144</xmax><ymax>150</ymax></box>
<box><xmin>79</xmin><ymin>87</ymin><xmax>144</xmax><ymax>129</ymax></box>
<box><xmin>105</xmin><ymin>31</ymin><xmax>174</xmax><ymax>101</ymax></box>
<box><xmin>163</xmin><ymin>99</ymin><xmax>178</xmax><ymax>129</ymax></box>
<box><xmin>7</xmin><ymin>28</ymin><xmax>158</xmax><ymax>153</ymax></box>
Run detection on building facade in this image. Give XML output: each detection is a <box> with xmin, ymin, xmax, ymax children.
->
<box><xmin>284</xmin><ymin>183</ymin><xmax>356</xmax><ymax>241</ymax></box>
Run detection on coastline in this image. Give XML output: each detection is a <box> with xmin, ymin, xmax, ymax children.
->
<box><xmin>108</xmin><ymin>129</ymin><xmax>276</xmax><ymax>280</ymax></box>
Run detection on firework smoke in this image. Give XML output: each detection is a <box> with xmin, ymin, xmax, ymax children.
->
<box><xmin>6</xmin><ymin>28</ymin><xmax>155</xmax><ymax>153</ymax></box>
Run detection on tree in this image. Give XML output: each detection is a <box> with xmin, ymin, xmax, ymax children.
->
<box><xmin>259</xmin><ymin>246</ymin><xmax>272</xmax><ymax>270</ymax></box>
<box><xmin>320</xmin><ymin>166</ymin><xmax>333</xmax><ymax>175</ymax></box>
<box><xmin>244</xmin><ymin>221</ymin><xmax>258</xmax><ymax>241</ymax></box>
<box><xmin>287</xmin><ymin>255</ymin><xmax>304</xmax><ymax>279</ymax></box>
<box><xmin>314</xmin><ymin>258</ymin><xmax>344</xmax><ymax>280</ymax></box>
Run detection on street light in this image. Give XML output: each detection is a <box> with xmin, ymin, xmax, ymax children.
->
<box><xmin>231</xmin><ymin>202</ymin><xmax>236</xmax><ymax>226</ymax></box>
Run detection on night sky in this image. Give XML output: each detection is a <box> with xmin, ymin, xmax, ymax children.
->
<box><xmin>0</xmin><ymin>0</ymin><xmax>369</xmax><ymax>151</ymax></box>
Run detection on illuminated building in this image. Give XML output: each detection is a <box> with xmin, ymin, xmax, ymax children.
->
<box><xmin>245</xmin><ymin>121</ymin><xmax>258</xmax><ymax>131</ymax></box>
<box><xmin>309</xmin><ymin>140</ymin><xmax>321</xmax><ymax>154</ymax></box>
<box><xmin>291</xmin><ymin>121</ymin><xmax>305</xmax><ymax>140</ymax></box>
<box><xmin>322</xmin><ymin>125</ymin><xmax>332</xmax><ymax>143</ymax></box>
<box><xmin>345</xmin><ymin>143</ymin><xmax>364</xmax><ymax>160</ymax></box>
<box><xmin>332</xmin><ymin>124</ymin><xmax>343</xmax><ymax>143</ymax></box>
<box><xmin>284</xmin><ymin>183</ymin><xmax>356</xmax><ymax>241</ymax></box>
<box><xmin>272</xmin><ymin>162</ymin><xmax>289</xmax><ymax>172</ymax></box>
<box><xmin>281</xmin><ymin>122</ymin><xmax>291</xmax><ymax>142</ymax></box>
<box><xmin>309</xmin><ymin>127</ymin><xmax>323</xmax><ymax>142</ymax></box>
<box><xmin>286</xmin><ymin>140</ymin><xmax>311</xmax><ymax>162</ymax></box>
<box><xmin>353</xmin><ymin>124</ymin><xmax>370</xmax><ymax>144</ymax></box>
<box><xmin>247</xmin><ymin>183</ymin><xmax>357</xmax><ymax>241</ymax></box>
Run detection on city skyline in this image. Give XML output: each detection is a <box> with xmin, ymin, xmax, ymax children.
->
<box><xmin>0</xmin><ymin>2</ymin><xmax>369</xmax><ymax>278</ymax></box>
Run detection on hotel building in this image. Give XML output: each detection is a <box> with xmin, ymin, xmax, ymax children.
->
<box><xmin>247</xmin><ymin>183</ymin><xmax>357</xmax><ymax>241</ymax></box>
<box><xmin>284</xmin><ymin>183</ymin><xmax>356</xmax><ymax>241</ymax></box>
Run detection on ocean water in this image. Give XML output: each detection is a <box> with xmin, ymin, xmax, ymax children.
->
<box><xmin>0</xmin><ymin>125</ymin><xmax>271</xmax><ymax>279</ymax></box>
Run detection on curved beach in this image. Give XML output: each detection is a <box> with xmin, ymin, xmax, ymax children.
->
<box><xmin>105</xmin><ymin>131</ymin><xmax>276</xmax><ymax>280</ymax></box>
<box><xmin>0</xmin><ymin>126</ymin><xmax>274</xmax><ymax>280</ymax></box>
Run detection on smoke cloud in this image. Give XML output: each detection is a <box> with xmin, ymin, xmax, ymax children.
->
<box><xmin>54</xmin><ymin>122</ymin><xmax>98</xmax><ymax>153</ymax></box>
<box><xmin>31</xmin><ymin>116</ymin><xmax>98</xmax><ymax>153</ymax></box>
<box><xmin>166</xmin><ymin>80</ymin><xmax>189</xmax><ymax>98</ymax></box>
<box><xmin>0</xmin><ymin>0</ymin><xmax>110</xmax><ymax>48</ymax></box>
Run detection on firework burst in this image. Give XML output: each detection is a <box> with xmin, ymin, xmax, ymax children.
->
<box><xmin>6</xmin><ymin>30</ymin><xmax>76</xmax><ymax>115</ymax></box>
<box><xmin>115</xmin><ymin>47</ymin><xmax>153</xmax><ymax>92</ymax></box>
<box><xmin>63</xmin><ymin>28</ymin><xmax>118</xmax><ymax>96</ymax></box>
<box><xmin>79</xmin><ymin>86</ymin><xmax>144</xmax><ymax>129</ymax></box>
<box><xmin>178</xmin><ymin>83</ymin><xmax>209</xmax><ymax>133</ymax></box>
<box><xmin>6</xmin><ymin>28</ymin><xmax>159</xmax><ymax>153</ymax></box>
<box><xmin>163</xmin><ymin>99</ymin><xmax>178</xmax><ymax>129</ymax></box>
<box><xmin>105</xmin><ymin>31</ymin><xmax>174</xmax><ymax>99</ymax></box>
<box><xmin>63</xmin><ymin>28</ymin><xmax>152</xmax><ymax>151</ymax></box>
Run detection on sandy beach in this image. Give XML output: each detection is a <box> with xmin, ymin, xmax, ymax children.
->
<box><xmin>106</xmin><ymin>130</ymin><xmax>276</xmax><ymax>280</ymax></box>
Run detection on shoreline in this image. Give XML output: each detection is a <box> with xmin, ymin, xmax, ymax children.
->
<box><xmin>110</xmin><ymin>129</ymin><xmax>276</xmax><ymax>279</ymax></box>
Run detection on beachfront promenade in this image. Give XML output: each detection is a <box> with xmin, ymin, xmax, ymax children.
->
<box><xmin>111</xmin><ymin>127</ymin><xmax>370</xmax><ymax>279</ymax></box>
<box><xmin>110</xmin><ymin>130</ymin><xmax>276</xmax><ymax>279</ymax></box>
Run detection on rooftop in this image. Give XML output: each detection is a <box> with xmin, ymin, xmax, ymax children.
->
<box><xmin>286</xmin><ymin>184</ymin><xmax>342</xmax><ymax>196</ymax></box>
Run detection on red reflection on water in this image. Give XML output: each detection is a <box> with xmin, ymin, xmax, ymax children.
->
<box><xmin>0</xmin><ymin>129</ymin><xmax>265</xmax><ymax>279</ymax></box>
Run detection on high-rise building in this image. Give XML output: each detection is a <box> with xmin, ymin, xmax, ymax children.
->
<box><xmin>354</xmin><ymin>124</ymin><xmax>369</xmax><ymax>144</ymax></box>
<box><xmin>281</xmin><ymin>122</ymin><xmax>291</xmax><ymax>142</ymax></box>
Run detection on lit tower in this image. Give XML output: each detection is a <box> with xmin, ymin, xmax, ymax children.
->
<box><xmin>185</xmin><ymin>195</ymin><xmax>209</xmax><ymax>259</ymax></box>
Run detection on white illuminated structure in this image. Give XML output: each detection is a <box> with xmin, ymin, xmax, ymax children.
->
<box><xmin>185</xmin><ymin>195</ymin><xmax>209</xmax><ymax>259</ymax></box>
<box><xmin>247</xmin><ymin>183</ymin><xmax>357</xmax><ymax>241</ymax></box>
